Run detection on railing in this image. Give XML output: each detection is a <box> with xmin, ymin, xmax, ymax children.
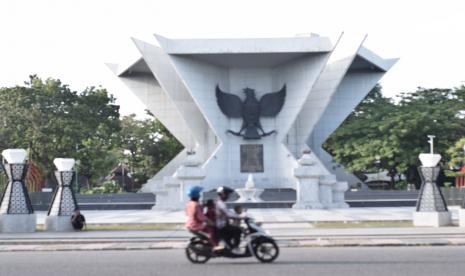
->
<box><xmin>24</xmin><ymin>188</ymin><xmax>465</xmax><ymax>210</ymax></box>
<box><xmin>30</xmin><ymin>192</ymin><xmax>156</xmax><ymax>210</ymax></box>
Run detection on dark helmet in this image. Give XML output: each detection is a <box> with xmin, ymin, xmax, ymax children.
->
<box><xmin>216</xmin><ymin>186</ymin><xmax>234</xmax><ymax>197</ymax></box>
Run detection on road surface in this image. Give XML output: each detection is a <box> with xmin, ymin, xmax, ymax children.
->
<box><xmin>1</xmin><ymin>246</ymin><xmax>464</xmax><ymax>276</ymax></box>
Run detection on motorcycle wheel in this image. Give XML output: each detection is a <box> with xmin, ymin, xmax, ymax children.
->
<box><xmin>253</xmin><ymin>240</ymin><xmax>279</xmax><ymax>263</ymax></box>
<box><xmin>185</xmin><ymin>241</ymin><xmax>211</xmax><ymax>264</ymax></box>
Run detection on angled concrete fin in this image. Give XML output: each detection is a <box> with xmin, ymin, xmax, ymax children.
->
<box><xmin>154</xmin><ymin>33</ymin><xmax>171</xmax><ymax>50</ymax></box>
<box><xmin>104</xmin><ymin>63</ymin><xmax>119</xmax><ymax>75</ymax></box>
<box><xmin>293</xmin><ymin>33</ymin><xmax>367</xmax><ymax>156</ymax></box>
<box><xmin>131</xmin><ymin>37</ymin><xmax>209</xmax><ymax>156</ymax></box>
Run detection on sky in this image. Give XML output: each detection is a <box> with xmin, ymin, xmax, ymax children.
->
<box><xmin>1</xmin><ymin>0</ymin><xmax>464</xmax><ymax>116</ymax></box>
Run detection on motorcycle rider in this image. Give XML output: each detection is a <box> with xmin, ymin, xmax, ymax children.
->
<box><xmin>215</xmin><ymin>186</ymin><xmax>245</xmax><ymax>254</ymax></box>
<box><xmin>185</xmin><ymin>186</ymin><xmax>213</xmax><ymax>240</ymax></box>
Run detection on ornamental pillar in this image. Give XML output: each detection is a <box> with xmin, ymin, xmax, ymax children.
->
<box><xmin>45</xmin><ymin>158</ymin><xmax>79</xmax><ymax>231</ymax></box>
<box><xmin>173</xmin><ymin>151</ymin><xmax>206</xmax><ymax>209</ymax></box>
<box><xmin>332</xmin><ymin>181</ymin><xmax>349</xmax><ymax>208</ymax></box>
<box><xmin>0</xmin><ymin>149</ymin><xmax>36</xmax><ymax>233</ymax></box>
<box><xmin>413</xmin><ymin>136</ymin><xmax>451</xmax><ymax>227</ymax></box>
<box><xmin>293</xmin><ymin>151</ymin><xmax>323</xmax><ymax>209</ymax></box>
<box><xmin>319</xmin><ymin>175</ymin><xmax>335</xmax><ymax>209</ymax></box>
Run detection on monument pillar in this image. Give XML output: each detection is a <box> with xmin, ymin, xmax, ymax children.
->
<box><xmin>45</xmin><ymin>158</ymin><xmax>79</xmax><ymax>231</ymax></box>
<box><xmin>332</xmin><ymin>181</ymin><xmax>349</xmax><ymax>208</ymax></box>
<box><xmin>173</xmin><ymin>152</ymin><xmax>206</xmax><ymax>209</ymax></box>
<box><xmin>319</xmin><ymin>175</ymin><xmax>336</xmax><ymax>209</ymax></box>
<box><xmin>293</xmin><ymin>152</ymin><xmax>323</xmax><ymax>209</ymax></box>
<box><xmin>0</xmin><ymin>149</ymin><xmax>36</xmax><ymax>233</ymax></box>
<box><xmin>413</xmin><ymin>136</ymin><xmax>451</xmax><ymax>227</ymax></box>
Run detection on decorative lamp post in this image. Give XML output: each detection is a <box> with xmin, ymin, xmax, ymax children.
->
<box><xmin>459</xmin><ymin>143</ymin><xmax>465</xmax><ymax>227</ymax></box>
<box><xmin>45</xmin><ymin>158</ymin><xmax>79</xmax><ymax>231</ymax></box>
<box><xmin>75</xmin><ymin>159</ymin><xmax>80</xmax><ymax>192</ymax></box>
<box><xmin>0</xmin><ymin>149</ymin><xmax>36</xmax><ymax>233</ymax></box>
<box><xmin>413</xmin><ymin>136</ymin><xmax>451</xmax><ymax>227</ymax></box>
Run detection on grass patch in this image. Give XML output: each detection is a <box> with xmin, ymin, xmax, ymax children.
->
<box><xmin>36</xmin><ymin>223</ymin><xmax>183</xmax><ymax>231</ymax></box>
<box><xmin>312</xmin><ymin>220</ymin><xmax>413</xmax><ymax>228</ymax></box>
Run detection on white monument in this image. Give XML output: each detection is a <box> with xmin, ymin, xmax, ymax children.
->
<box><xmin>107</xmin><ymin>33</ymin><xmax>397</xmax><ymax>209</ymax></box>
<box><xmin>413</xmin><ymin>136</ymin><xmax>451</xmax><ymax>227</ymax></box>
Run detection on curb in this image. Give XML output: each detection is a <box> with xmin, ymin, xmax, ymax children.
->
<box><xmin>1</xmin><ymin>238</ymin><xmax>465</xmax><ymax>252</ymax></box>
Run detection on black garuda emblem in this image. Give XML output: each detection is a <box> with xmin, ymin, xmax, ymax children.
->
<box><xmin>216</xmin><ymin>84</ymin><xmax>286</xmax><ymax>139</ymax></box>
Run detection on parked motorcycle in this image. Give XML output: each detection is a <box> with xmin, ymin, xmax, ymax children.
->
<box><xmin>185</xmin><ymin>218</ymin><xmax>279</xmax><ymax>264</ymax></box>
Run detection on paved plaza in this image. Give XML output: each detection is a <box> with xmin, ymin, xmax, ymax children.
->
<box><xmin>31</xmin><ymin>206</ymin><xmax>460</xmax><ymax>224</ymax></box>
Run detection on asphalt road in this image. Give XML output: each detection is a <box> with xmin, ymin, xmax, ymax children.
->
<box><xmin>1</xmin><ymin>247</ymin><xmax>465</xmax><ymax>276</ymax></box>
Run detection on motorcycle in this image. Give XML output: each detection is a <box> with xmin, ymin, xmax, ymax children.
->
<box><xmin>185</xmin><ymin>218</ymin><xmax>279</xmax><ymax>264</ymax></box>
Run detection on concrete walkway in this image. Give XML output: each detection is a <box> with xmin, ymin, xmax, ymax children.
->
<box><xmin>34</xmin><ymin>206</ymin><xmax>460</xmax><ymax>224</ymax></box>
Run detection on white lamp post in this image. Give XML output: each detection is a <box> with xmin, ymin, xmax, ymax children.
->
<box><xmin>0</xmin><ymin>149</ymin><xmax>36</xmax><ymax>233</ymax></box>
<box><xmin>45</xmin><ymin>158</ymin><xmax>79</xmax><ymax>231</ymax></box>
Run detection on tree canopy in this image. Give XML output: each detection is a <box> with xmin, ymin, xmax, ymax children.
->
<box><xmin>118</xmin><ymin>113</ymin><xmax>183</xmax><ymax>189</ymax></box>
<box><xmin>0</xmin><ymin>76</ymin><xmax>120</xmax><ymax>187</ymax></box>
<box><xmin>0</xmin><ymin>76</ymin><xmax>183</xmax><ymax>191</ymax></box>
<box><xmin>324</xmin><ymin>85</ymin><xmax>465</xmax><ymax>187</ymax></box>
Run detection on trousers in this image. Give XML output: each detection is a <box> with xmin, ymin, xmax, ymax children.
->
<box><xmin>217</xmin><ymin>224</ymin><xmax>242</xmax><ymax>248</ymax></box>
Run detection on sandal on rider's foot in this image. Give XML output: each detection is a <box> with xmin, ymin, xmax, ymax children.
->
<box><xmin>213</xmin><ymin>245</ymin><xmax>224</xmax><ymax>251</ymax></box>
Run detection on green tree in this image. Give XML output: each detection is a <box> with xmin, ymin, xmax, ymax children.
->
<box><xmin>447</xmin><ymin>137</ymin><xmax>465</xmax><ymax>169</ymax></box>
<box><xmin>0</xmin><ymin>75</ymin><xmax>120</xmax><ymax>188</ymax></box>
<box><xmin>118</xmin><ymin>114</ymin><xmax>183</xmax><ymax>190</ymax></box>
<box><xmin>324</xmin><ymin>85</ymin><xmax>465</xmax><ymax>188</ymax></box>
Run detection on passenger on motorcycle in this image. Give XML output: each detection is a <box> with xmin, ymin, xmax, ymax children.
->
<box><xmin>215</xmin><ymin>186</ymin><xmax>245</xmax><ymax>253</ymax></box>
<box><xmin>204</xmin><ymin>199</ymin><xmax>218</xmax><ymax>246</ymax></box>
<box><xmin>185</xmin><ymin>186</ymin><xmax>214</xmax><ymax>242</ymax></box>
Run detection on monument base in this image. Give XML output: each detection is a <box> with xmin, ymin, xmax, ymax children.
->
<box><xmin>235</xmin><ymin>188</ymin><xmax>264</xmax><ymax>203</ymax></box>
<box><xmin>151</xmin><ymin>179</ymin><xmax>184</xmax><ymax>211</ymax></box>
<box><xmin>45</xmin><ymin>215</ymin><xmax>74</xmax><ymax>232</ymax></box>
<box><xmin>413</xmin><ymin>211</ymin><xmax>451</xmax><ymax>227</ymax></box>
<box><xmin>458</xmin><ymin>208</ymin><xmax>465</xmax><ymax>227</ymax></box>
<box><xmin>152</xmin><ymin>203</ymin><xmax>183</xmax><ymax>211</ymax></box>
<box><xmin>151</xmin><ymin>190</ymin><xmax>185</xmax><ymax>211</ymax></box>
<box><xmin>331</xmin><ymin>202</ymin><xmax>350</xmax><ymax>209</ymax></box>
<box><xmin>0</xmin><ymin>214</ymin><xmax>36</xmax><ymax>233</ymax></box>
<box><xmin>293</xmin><ymin>201</ymin><xmax>323</xmax><ymax>209</ymax></box>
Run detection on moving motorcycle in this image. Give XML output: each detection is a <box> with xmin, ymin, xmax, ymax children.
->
<box><xmin>185</xmin><ymin>218</ymin><xmax>279</xmax><ymax>264</ymax></box>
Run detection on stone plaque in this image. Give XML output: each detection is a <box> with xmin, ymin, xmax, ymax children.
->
<box><xmin>240</xmin><ymin>144</ymin><xmax>264</xmax><ymax>173</ymax></box>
